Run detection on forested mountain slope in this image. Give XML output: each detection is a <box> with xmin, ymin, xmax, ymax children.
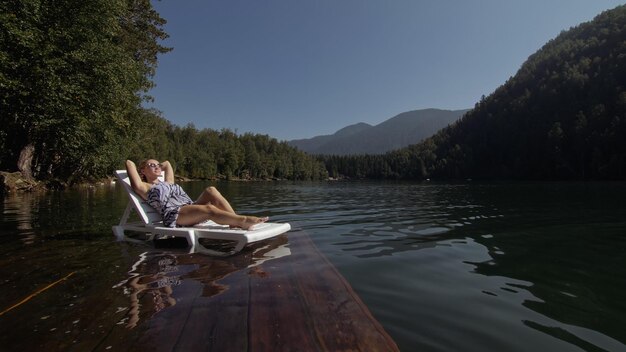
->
<box><xmin>422</xmin><ymin>5</ymin><xmax>626</xmax><ymax>180</ymax></box>
<box><xmin>322</xmin><ymin>5</ymin><xmax>626</xmax><ymax>180</ymax></box>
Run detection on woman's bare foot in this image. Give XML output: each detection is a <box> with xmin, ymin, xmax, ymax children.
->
<box><xmin>241</xmin><ymin>216</ymin><xmax>269</xmax><ymax>230</ymax></box>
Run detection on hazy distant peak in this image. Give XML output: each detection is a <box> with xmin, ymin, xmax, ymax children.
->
<box><xmin>333</xmin><ymin>122</ymin><xmax>372</xmax><ymax>137</ymax></box>
<box><xmin>379</xmin><ymin>108</ymin><xmax>467</xmax><ymax>125</ymax></box>
<box><xmin>288</xmin><ymin>108</ymin><xmax>468</xmax><ymax>155</ymax></box>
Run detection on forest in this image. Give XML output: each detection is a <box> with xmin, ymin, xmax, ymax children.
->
<box><xmin>322</xmin><ymin>5</ymin><xmax>626</xmax><ymax>181</ymax></box>
<box><xmin>0</xmin><ymin>0</ymin><xmax>326</xmax><ymax>184</ymax></box>
<box><xmin>126</xmin><ymin>113</ymin><xmax>327</xmax><ymax>181</ymax></box>
<box><xmin>2</xmin><ymin>2</ymin><xmax>624</xmax><ymax>184</ymax></box>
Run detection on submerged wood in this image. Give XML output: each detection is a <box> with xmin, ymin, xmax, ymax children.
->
<box><xmin>96</xmin><ymin>230</ymin><xmax>399</xmax><ymax>351</ymax></box>
<box><xmin>0</xmin><ymin>171</ymin><xmax>41</xmax><ymax>193</ymax></box>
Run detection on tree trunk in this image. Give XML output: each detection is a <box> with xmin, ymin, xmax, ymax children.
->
<box><xmin>17</xmin><ymin>144</ymin><xmax>35</xmax><ymax>180</ymax></box>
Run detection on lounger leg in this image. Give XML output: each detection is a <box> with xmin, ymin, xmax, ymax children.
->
<box><xmin>186</xmin><ymin>230</ymin><xmax>197</xmax><ymax>253</ymax></box>
<box><xmin>231</xmin><ymin>240</ymin><xmax>247</xmax><ymax>254</ymax></box>
<box><xmin>112</xmin><ymin>226</ymin><xmax>126</xmax><ymax>241</ymax></box>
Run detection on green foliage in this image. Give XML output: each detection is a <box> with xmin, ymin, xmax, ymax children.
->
<box><xmin>0</xmin><ymin>0</ymin><xmax>325</xmax><ymax>183</ymax></box>
<box><xmin>7</xmin><ymin>2</ymin><xmax>622</xmax><ymax>182</ymax></box>
<box><xmin>322</xmin><ymin>5</ymin><xmax>626</xmax><ymax>181</ymax></box>
<box><xmin>434</xmin><ymin>5</ymin><xmax>626</xmax><ymax>180</ymax></box>
<box><xmin>0</xmin><ymin>0</ymin><xmax>169</xmax><ymax>182</ymax></box>
<box><xmin>126</xmin><ymin>114</ymin><xmax>327</xmax><ymax>181</ymax></box>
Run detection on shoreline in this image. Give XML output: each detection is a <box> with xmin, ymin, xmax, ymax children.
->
<box><xmin>0</xmin><ymin>170</ymin><xmax>344</xmax><ymax>194</ymax></box>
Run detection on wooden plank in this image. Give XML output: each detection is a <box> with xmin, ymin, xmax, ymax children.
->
<box><xmin>247</xmin><ymin>256</ymin><xmax>322</xmax><ymax>351</ymax></box>
<box><xmin>171</xmin><ymin>258</ymin><xmax>251</xmax><ymax>352</ymax></box>
<box><xmin>248</xmin><ymin>232</ymin><xmax>399</xmax><ymax>351</ymax></box>
<box><xmin>71</xmin><ymin>230</ymin><xmax>398</xmax><ymax>351</ymax></box>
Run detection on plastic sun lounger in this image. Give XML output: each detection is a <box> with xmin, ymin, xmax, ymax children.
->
<box><xmin>112</xmin><ymin>170</ymin><xmax>291</xmax><ymax>256</ymax></box>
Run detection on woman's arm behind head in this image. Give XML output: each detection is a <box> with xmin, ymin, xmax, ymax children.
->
<box><xmin>161</xmin><ymin>160</ymin><xmax>175</xmax><ymax>183</ymax></box>
<box><xmin>125</xmin><ymin>159</ymin><xmax>150</xmax><ymax>198</ymax></box>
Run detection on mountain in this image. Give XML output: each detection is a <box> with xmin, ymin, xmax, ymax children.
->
<box><xmin>416</xmin><ymin>5</ymin><xmax>626</xmax><ymax>180</ymax></box>
<box><xmin>289</xmin><ymin>122</ymin><xmax>372</xmax><ymax>154</ymax></box>
<box><xmin>289</xmin><ymin>109</ymin><xmax>468</xmax><ymax>155</ymax></box>
<box><xmin>320</xmin><ymin>5</ymin><xmax>626</xmax><ymax>180</ymax></box>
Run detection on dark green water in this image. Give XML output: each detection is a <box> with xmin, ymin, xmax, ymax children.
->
<box><xmin>1</xmin><ymin>181</ymin><xmax>625</xmax><ymax>351</ymax></box>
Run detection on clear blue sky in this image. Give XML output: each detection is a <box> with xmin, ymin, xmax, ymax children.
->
<box><xmin>147</xmin><ymin>0</ymin><xmax>625</xmax><ymax>141</ymax></box>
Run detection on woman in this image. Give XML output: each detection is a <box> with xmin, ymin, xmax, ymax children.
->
<box><xmin>126</xmin><ymin>159</ymin><xmax>268</xmax><ymax>230</ymax></box>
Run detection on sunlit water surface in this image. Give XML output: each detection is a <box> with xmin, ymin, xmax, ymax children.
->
<box><xmin>1</xmin><ymin>181</ymin><xmax>625</xmax><ymax>351</ymax></box>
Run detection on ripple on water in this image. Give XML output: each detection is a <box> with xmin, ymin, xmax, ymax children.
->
<box><xmin>2</xmin><ymin>181</ymin><xmax>626</xmax><ymax>351</ymax></box>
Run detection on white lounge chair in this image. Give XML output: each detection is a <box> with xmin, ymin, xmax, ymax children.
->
<box><xmin>112</xmin><ymin>170</ymin><xmax>291</xmax><ymax>256</ymax></box>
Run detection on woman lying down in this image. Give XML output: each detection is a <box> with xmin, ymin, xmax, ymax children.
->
<box><xmin>126</xmin><ymin>159</ymin><xmax>268</xmax><ymax>230</ymax></box>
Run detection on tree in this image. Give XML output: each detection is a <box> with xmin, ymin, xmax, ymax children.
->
<box><xmin>0</xmin><ymin>0</ymin><xmax>170</xmax><ymax>182</ymax></box>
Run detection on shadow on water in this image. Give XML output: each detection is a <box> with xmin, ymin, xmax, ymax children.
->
<box><xmin>453</xmin><ymin>183</ymin><xmax>626</xmax><ymax>352</ymax></box>
<box><xmin>469</xmin><ymin>219</ymin><xmax>626</xmax><ymax>352</ymax></box>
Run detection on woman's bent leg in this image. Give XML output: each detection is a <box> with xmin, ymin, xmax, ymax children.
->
<box><xmin>176</xmin><ymin>204</ymin><xmax>267</xmax><ymax>230</ymax></box>
<box><xmin>195</xmin><ymin>186</ymin><xmax>235</xmax><ymax>213</ymax></box>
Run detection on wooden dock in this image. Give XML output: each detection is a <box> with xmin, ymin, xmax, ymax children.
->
<box><xmin>22</xmin><ymin>230</ymin><xmax>398</xmax><ymax>351</ymax></box>
<box><xmin>120</xmin><ymin>230</ymin><xmax>397</xmax><ymax>351</ymax></box>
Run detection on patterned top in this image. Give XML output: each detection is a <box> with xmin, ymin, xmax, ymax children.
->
<box><xmin>146</xmin><ymin>182</ymin><xmax>194</xmax><ymax>227</ymax></box>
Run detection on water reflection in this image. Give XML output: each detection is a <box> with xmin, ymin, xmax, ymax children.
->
<box><xmin>1</xmin><ymin>181</ymin><xmax>625</xmax><ymax>351</ymax></box>
<box><xmin>470</xmin><ymin>222</ymin><xmax>626</xmax><ymax>351</ymax></box>
<box><xmin>1</xmin><ymin>185</ymin><xmax>131</xmax><ymax>246</ymax></box>
<box><xmin>2</xmin><ymin>192</ymin><xmax>37</xmax><ymax>245</ymax></box>
<box><xmin>281</xmin><ymin>182</ymin><xmax>626</xmax><ymax>351</ymax></box>
<box><xmin>289</xmin><ymin>183</ymin><xmax>509</xmax><ymax>259</ymax></box>
<box><xmin>114</xmin><ymin>252</ymin><xmax>180</xmax><ymax>328</ymax></box>
<box><xmin>114</xmin><ymin>235</ymin><xmax>290</xmax><ymax>329</ymax></box>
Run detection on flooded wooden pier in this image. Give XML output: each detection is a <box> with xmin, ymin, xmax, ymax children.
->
<box><xmin>6</xmin><ymin>230</ymin><xmax>398</xmax><ymax>351</ymax></box>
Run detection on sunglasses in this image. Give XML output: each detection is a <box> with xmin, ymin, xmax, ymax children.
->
<box><xmin>147</xmin><ymin>162</ymin><xmax>162</xmax><ymax>169</ymax></box>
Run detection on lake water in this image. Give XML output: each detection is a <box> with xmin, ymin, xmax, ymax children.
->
<box><xmin>1</xmin><ymin>180</ymin><xmax>625</xmax><ymax>351</ymax></box>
